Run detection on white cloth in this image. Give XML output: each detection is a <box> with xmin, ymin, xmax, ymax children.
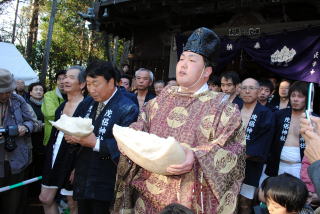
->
<box><xmin>278</xmin><ymin>162</ymin><xmax>301</xmax><ymax>178</ymax></box>
<box><xmin>278</xmin><ymin>146</ymin><xmax>301</xmax><ymax>178</ymax></box>
<box><xmin>51</xmin><ymin>131</ymin><xmax>64</xmax><ymax>168</ymax></box>
<box><xmin>259</xmin><ymin>164</ymin><xmax>269</xmax><ymax>186</ymax></box>
<box><xmin>178</xmin><ymin>83</ymin><xmax>209</xmax><ymax>95</ymax></box>
<box><xmin>41</xmin><ymin>184</ymin><xmax>58</xmax><ymax>189</ymax></box>
<box><xmin>194</xmin><ymin>83</ymin><xmax>209</xmax><ymax>95</ymax></box>
<box><xmin>60</xmin><ymin>188</ymin><xmax>73</xmax><ymax>196</ymax></box>
<box><xmin>240</xmin><ymin>183</ymin><xmax>256</xmax><ymax>199</ymax></box>
<box><xmin>280</xmin><ymin>146</ymin><xmax>301</xmax><ymax>162</ymax></box>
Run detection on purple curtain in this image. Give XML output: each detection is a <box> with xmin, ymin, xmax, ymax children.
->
<box><xmin>176</xmin><ymin>27</ymin><xmax>320</xmax><ymax>83</ymax></box>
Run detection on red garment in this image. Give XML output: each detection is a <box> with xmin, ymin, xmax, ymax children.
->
<box><xmin>301</xmin><ymin>156</ymin><xmax>316</xmax><ymax>193</ymax></box>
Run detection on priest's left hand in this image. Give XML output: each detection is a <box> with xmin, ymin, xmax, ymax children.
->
<box><xmin>65</xmin><ymin>132</ymin><xmax>97</xmax><ymax>148</ymax></box>
<box><xmin>166</xmin><ymin>147</ymin><xmax>195</xmax><ymax>175</ymax></box>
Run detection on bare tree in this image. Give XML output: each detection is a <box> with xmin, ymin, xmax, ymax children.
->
<box><xmin>120</xmin><ymin>40</ymin><xmax>131</xmax><ymax>66</ymax></box>
<box><xmin>113</xmin><ymin>35</ymin><xmax>119</xmax><ymax>64</ymax></box>
<box><xmin>11</xmin><ymin>0</ymin><xmax>19</xmax><ymax>43</ymax></box>
<box><xmin>26</xmin><ymin>0</ymin><xmax>40</xmax><ymax>63</ymax></box>
<box><xmin>40</xmin><ymin>0</ymin><xmax>58</xmax><ymax>84</ymax></box>
<box><xmin>104</xmin><ymin>33</ymin><xmax>112</xmax><ymax>62</ymax></box>
<box><xmin>0</xmin><ymin>0</ymin><xmax>14</xmax><ymax>14</ymax></box>
<box><xmin>0</xmin><ymin>0</ymin><xmax>14</xmax><ymax>4</ymax></box>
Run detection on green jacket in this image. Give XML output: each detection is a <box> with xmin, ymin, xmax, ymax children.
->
<box><xmin>41</xmin><ymin>87</ymin><xmax>64</xmax><ymax>145</ymax></box>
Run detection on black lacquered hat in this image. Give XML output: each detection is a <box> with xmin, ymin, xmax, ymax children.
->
<box><xmin>183</xmin><ymin>27</ymin><xmax>221</xmax><ymax>66</ymax></box>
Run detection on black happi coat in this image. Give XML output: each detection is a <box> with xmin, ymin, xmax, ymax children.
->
<box><xmin>265</xmin><ymin>108</ymin><xmax>306</xmax><ymax>177</ymax></box>
<box><xmin>42</xmin><ymin>100</ymin><xmax>84</xmax><ymax>188</ymax></box>
<box><xmin>135</xmin><ymin>90</ymin><xmax>156</xmax><ymax>107</ymax></box>
<box><xmin>268</xmin><ymin>95</ymin><xmax>291</xmax><ymax>112</ymax></box>
<box><xmin>232</xmin><ymin>95</ymin><xmax>243</xmax><ymax>109</ymax></box>
<box><xmin>243</xmin><ymin>103</ymin><xmax>275</xmax><ymax>187</ymax></box>
<box><xmin>73</xmin><ymin>90</ymin><xmax>139</xmax><ymax>202</ymax></box>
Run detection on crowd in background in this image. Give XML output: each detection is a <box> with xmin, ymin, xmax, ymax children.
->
<box><xmin>0</xmin><ymin>59</ymin><xmax>320</xmax><ymax>214</ymax></box>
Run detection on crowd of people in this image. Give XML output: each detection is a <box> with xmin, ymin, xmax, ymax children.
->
<box><xmin>0</xmin><ymin>27</ymin><xmax>319</xmax><ymax>214</ymax></box>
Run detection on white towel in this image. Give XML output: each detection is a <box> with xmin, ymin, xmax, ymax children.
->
<box><xmin>240</xmin><ymin>183</ymin><xmax>256</xmax><ymax>199</ymax></box>
<box><xmin>280</xmin><ymin>146</ymin><xmax>301</xmax><ymax>162</ymax></box>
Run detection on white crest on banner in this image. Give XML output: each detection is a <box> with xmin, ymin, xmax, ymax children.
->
<box><xmin>254</xmin><ymin>42</ymin><xmax>260</xmax><ymax>49</ymax></box>
<box><xmin>270</xmin><ymin>46</ymin><xmax>296</xmax><ymax>66</ymax></box>
<box><xmin>226</xmin><ymin>44</ymin><xmax>233</xmax><ymax>51</ymax></box>
<box><xmin>312</xmin><ymin>61</ymin><xmax>317</xmax><ymax>67</ymax></box>
<box><xmin>310</xmin><ymin>51</ymin><xmax>319</xmax><ymax>75</ymax></box>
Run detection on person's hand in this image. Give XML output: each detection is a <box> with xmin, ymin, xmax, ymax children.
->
<box><xmin>300</xmin><ymin>115</ymin><xmax>320</xmax><ymax>164</ymax></box>
<box><xmin>64</xmin><ymin>132</ymin><xmax>97</xmax><ymax>148</ymax></box>
<box><xmin>18</xmin><ymin>125</ymin><xmax>28</xmax><ymax>136</ymax></box>
<box><xmin>166</xmin><ymin>147</ymin><xmax>195</xmax><ymax>175</ymax></box>
<box><xmin>300</xmin><ymin>115</ymin><xmax>320</xmax><ymax>142</ymax></box>
<box><xmin>304</xmin><ymin>134</ymin><xmax>320</xmax><ymax>164</ymax></box>
<box><xmin>300</xmin><ymin>114</ymin><xmax>320</xmax><ymax>137</ymax></box>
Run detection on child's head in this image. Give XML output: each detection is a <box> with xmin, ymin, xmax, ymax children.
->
<box><xmin>160</xmin><ymin>203</ymin><xmax>194</xmax><ymax>214</ymax></box>
<box><xmin>259</xmin><ymin>177</ymin><xmax>271</xmax><ymax>203</ymax></box>
<box><xmin>264</xmin><ymin>173</ymin><xmax>308</xmax><ymax>214</ymax></box>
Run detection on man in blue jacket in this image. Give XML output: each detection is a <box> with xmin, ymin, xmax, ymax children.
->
<box><xmin>65</xmin><ymin>61</ymin><xmax>139</xmax><ymax>214</ymax></box>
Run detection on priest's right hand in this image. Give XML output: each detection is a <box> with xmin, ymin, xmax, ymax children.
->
<box><xmin>166</xmin><ymin>147</ymin><xmax>194</xmax><ymax>175</ymax></box>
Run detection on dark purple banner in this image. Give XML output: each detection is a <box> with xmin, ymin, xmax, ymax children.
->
<box><xmin>176</xmin><ymin>27</ymin><xmax>320</xmax><ymax>83</ymax></box>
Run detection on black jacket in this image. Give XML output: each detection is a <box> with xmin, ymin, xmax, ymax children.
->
<box><xmin>27</xmin><ymin>99</ymin><xmax>45</xmax><ymax>154</ymax></box>
<box><xmin>135</xmin><ymin>90</ymin><xmax>156</xmax><ymax>108</ymax></box>
<box><xmin>73</xmin><ymin>90</ymin><xmax>139</xmax><ymax>202</ymax></box>
<box><xmin>265</xmin><ymin>108</ymin><xmax>305</xmax><ymax>176</ymax></box>
<box><xmin>42</xmin><ymin>101</ymin><xmax>84</xmax><ymax>188</ymax></box>
<box><xmin>118</xmin><ymin>86</ymin><xmax>139</xmax><ymax>107</ymax></box>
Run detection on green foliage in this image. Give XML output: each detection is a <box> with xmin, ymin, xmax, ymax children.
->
<box><xmin>13</xmin><ymin>0</ymin><xmax>127</xmax><ymax>86</ymax></box>
<box><xmin>32</xmin><ymin>0</ymin><xmax>108</xmax><ymax>86</ymax></box>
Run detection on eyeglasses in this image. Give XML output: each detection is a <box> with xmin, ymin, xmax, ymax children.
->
<box><xmin>241</xmin><ymin>86</ymin><xmax>258</xmax><ymax>91</ymax></box>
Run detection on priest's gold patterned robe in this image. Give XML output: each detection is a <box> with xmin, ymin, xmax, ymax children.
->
<box><xmin>113</xmin><ymin>86</ymin><xmax>246</xmax><ymax>214</ymax></box>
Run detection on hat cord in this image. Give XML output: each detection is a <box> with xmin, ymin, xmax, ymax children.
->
<box><xmin>179</xmin><ymin>66</ymin><xmax>205</xmax><ymax>93</ymax></box>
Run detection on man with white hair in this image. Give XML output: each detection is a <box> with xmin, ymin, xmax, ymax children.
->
<box><xmin>238</xmin><ymin>78</ymin><xmax>275</xmax><ymax>214</ymax></box>
<box><xmin>40</xmin><ymin>66</ymin><xmax>86</xmax><ymax>214</ymax></box>
<box><xmin>135</xmin><ymin>68</ymin><xmax>155</xmax><ymax>110</ymax></box>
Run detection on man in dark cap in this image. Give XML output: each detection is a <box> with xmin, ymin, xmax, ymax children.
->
<box><xmin>114</xmin><ymin>27</ymin><xmax>246</xmax><ymax>214</ymax></box>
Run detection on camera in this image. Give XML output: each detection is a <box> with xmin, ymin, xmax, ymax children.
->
<box><xmin>0</xmin><ymin>125</ymin><xmax>19</xmax><ymax>152</ymax></box>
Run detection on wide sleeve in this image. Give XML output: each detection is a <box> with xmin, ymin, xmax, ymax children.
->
<box><xmin>129</xmin><ymin>98</ymin><xmax>156</xmax><ymax>131</ymax></box>
<box><xmin>193</xmin><ymin>103</ymin><xmax>246</xmax><ymax>203</ymax></box>
<box><xmin>113</xmin><ymin>100</ymin><xmax>154</xmax><ymax>213</ymax></box>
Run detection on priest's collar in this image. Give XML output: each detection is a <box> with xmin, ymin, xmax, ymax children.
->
<box><xmin>178</xmin><ymin>83</ymin><xmax>209</xmax><ymax>95</ymax></box>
